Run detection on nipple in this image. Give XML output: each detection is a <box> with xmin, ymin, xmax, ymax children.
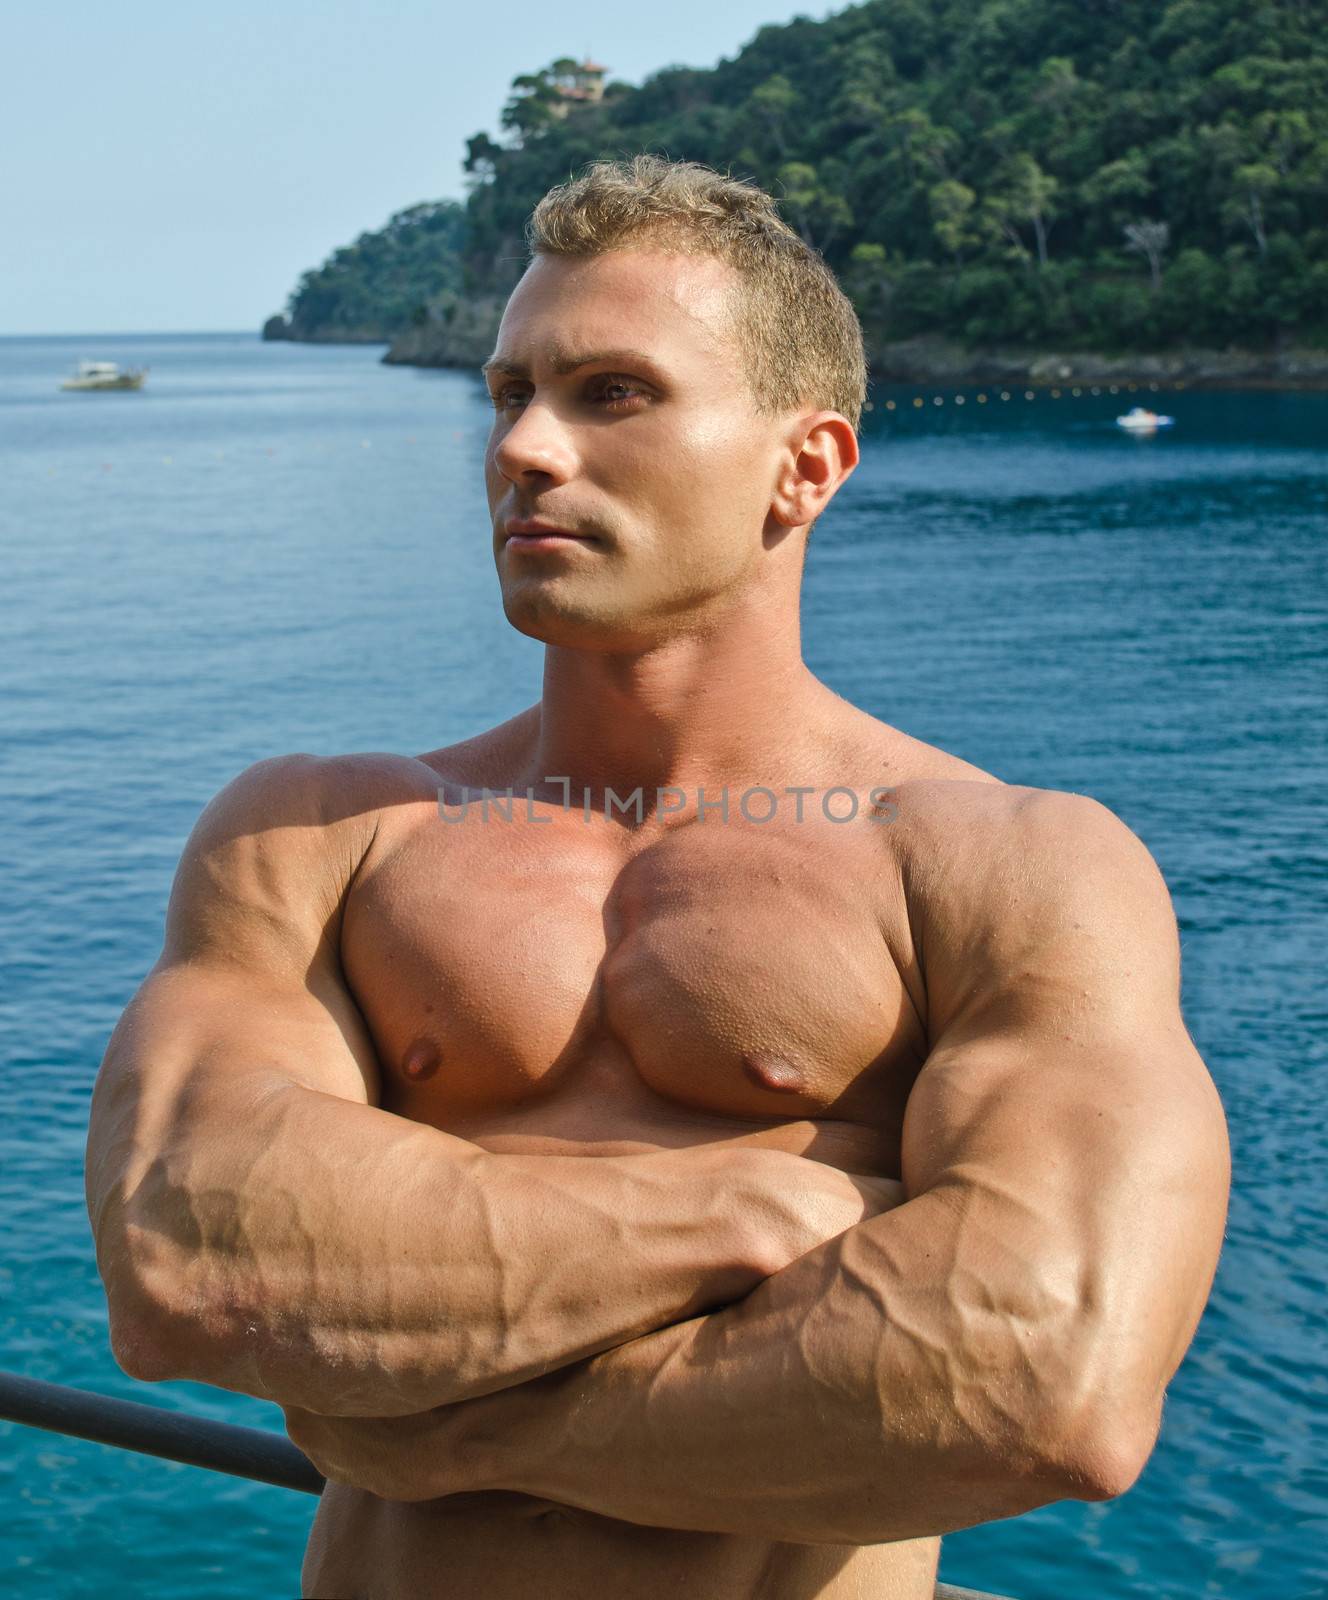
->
<box><xmin>741</xmin><ymin>1051</ymin><xmax>806</xmax><ymax>1095</ymax></box>
<box><xmin>402</xmin><ymin>1039</ymin><xmax>442</xmax><ymax>1083</ymax></box>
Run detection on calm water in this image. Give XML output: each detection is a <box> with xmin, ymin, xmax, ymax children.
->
<box><xmin>1</xmin><ymin>333</ymin><xmax>1324</xmax><ymax>1599</ymax></box>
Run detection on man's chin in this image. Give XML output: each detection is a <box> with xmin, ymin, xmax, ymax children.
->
<box><xmin>501</xmin><ymin>594</ymin><xmax>657</xmax><ymax>653</ymax></box>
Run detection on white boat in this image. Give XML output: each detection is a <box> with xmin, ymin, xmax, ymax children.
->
<box><xmin>60</xmin><ymin>360</ymin><xmax>147</xmax><ymax>392</ymax></box>
<box><xmin>1115</xmin><ymin>405</ymin><xmax>1173</xmax><ymax>432</ymax></box>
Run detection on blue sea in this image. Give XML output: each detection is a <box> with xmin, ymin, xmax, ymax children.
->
<box><xmin>1</xmin><ymin>332</ymin><xmax>1324</xmax><ymax>1599</ymax></box>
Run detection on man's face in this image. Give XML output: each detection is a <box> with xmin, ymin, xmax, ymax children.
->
<box><xmin>484</xmin><ymin>249</ymin><xmax>793</xmax><ymax>650</ymax></box>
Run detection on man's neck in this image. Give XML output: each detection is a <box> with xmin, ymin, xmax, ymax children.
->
<box><xmin>521</xmin><ymin>607</ymin><xmax>840</xmax><ymax>810</ymax></box>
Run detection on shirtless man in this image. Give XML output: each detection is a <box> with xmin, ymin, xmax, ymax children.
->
<box><xmin>85</xmin><ymin>156</ymin><xmax>1231</xmax><ymax>1600</ymax></box>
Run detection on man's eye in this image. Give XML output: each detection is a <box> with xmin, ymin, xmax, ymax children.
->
<box><xmin>487</xmin><ymin>377</ymin><xmax>647</xmax><ymax>413</ymax></box>
<box><xmin>592</xmin><ymin>377</ymin><xmax>646</xmax><ymax>409</ymax></box>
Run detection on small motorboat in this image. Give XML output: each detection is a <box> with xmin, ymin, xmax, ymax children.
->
<box><xmin>1115</xmin><ymin>405</ymin><xmax>1174</xmax><ymax>432</ymax></box>
<box><xmin>60</xmin><ymin>361</ymin><xmax>147</xmax><ymax>392</ymax></box>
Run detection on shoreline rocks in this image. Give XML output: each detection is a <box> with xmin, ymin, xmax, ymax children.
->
<box><xmin>262</xmin><ymin>315</ymin><xmax>391</xmax><ymax>345</ymax></box>
<box><xmin>867</xmin><ymin>335</ymin><xmax>1328</xmax><ymax>391</ymax></box>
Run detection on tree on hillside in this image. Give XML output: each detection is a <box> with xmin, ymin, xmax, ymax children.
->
<box><xmin>986</xmin><ymin>155</ymin><xmax>1059</xmax><ymax>269</ymax></box>
<box><xmin>502</xmin><ymin>69</ymin><xmax>563</xmax><ymax>140</ymax></box>
<box><xmin>929</xmin><ymin>179</ymin><xmax>979</xmax><ymax>266</ymax></box>
<box><xmin>777</xmin><ymin>161</ymin><xmax>854</xmax><ymax>252</ymax></box>
<box><xmin>1123</xmin><ymin>219</ymin><xmax>1171</xmax><ymax>292</ymax></box>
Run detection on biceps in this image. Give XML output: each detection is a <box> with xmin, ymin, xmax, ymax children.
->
<box><xmin>902</xmin><ymin>1028</ymin><xmax>1230</xmax><ymax>1398</ymax></box>
<box><xmin>119</xmin><ymin>959</ymin><xmax>379</xmax><ymax>1108</ymax></box>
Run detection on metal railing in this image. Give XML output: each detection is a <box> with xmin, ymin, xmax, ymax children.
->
<box><xmin>0</xmin><ymin>1369</ymin><xmax>1012</xmax><ymax>1599</ymax></box>
<box><xmin>0</xmin><ymin>1370</ymin><xmax>322</xmax><ymax>1495</ymax></box>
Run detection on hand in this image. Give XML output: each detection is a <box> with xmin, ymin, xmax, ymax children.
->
<box><xmin>722</xmin><ymin>1148</ymin><xmax>907</xmax><ymax>1279</ymax></box>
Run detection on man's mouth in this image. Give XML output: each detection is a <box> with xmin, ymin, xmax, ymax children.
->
<box><xmin>504</xmin><ymin>518</ymin><xmax>598</xmax><ymax>548</ymax></box>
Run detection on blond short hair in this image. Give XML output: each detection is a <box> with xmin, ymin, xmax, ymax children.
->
<box><xmin>525</xmin><ymin>155</ymin><xmax>867</xmax><ymax>431</ymax></box>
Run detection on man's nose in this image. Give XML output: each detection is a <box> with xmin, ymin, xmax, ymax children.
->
<box><xmin>492</xmin><ymin>400</ymin><xmax>577</xmax><ymax>486</ymax></box>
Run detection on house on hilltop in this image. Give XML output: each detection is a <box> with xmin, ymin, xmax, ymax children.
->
<box><xmin>548</xmin><ymin>57</ymin><xmax>608</xmax><ymax>114</ymax></box>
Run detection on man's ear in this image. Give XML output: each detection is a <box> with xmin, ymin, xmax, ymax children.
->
<box><xmin>769</xmin><ymin>412</ymin><xmax>860</xmax><ymax>529</ymax></box>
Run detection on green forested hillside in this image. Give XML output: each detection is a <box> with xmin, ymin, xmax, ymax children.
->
<box><xmin>278</xmin><ymin>0</ymin><xmax>1328</xmax><ymax>353</ymax></box>
<box><xmin>266</xmin><ymin>200</ymin><xmax>466</xmax><ymax>339</ymax></box>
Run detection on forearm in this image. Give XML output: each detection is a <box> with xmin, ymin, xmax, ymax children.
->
<box><xmin>459</xmin><ymin>1192</ymin><xmax>1127</xmax><ymax>1543</ymax></box>
<box><xmin>95</xmin><ymin>1075</ymin><xmax>770</xmax><ymax>1417</ymax></box>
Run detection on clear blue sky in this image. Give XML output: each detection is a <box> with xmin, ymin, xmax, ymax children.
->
<box><xmin>2</xmin><ymin>0</ymin><xmax>838</xmax><ymax>335</ymax></box>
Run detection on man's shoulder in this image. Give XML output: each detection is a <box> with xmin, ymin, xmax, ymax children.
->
<box><xmin>889</xmin><ymin>779</ymin><xmax>1174</xmax><ymax>1028</ymax></box>
<box><xmin>887</xmin><ymin>773</ymin><xmax>1045</xmax><ymax>820</ymax></box>
<box><xmin>206</xmin><ymin>749</ymin><xmax>429</xmax><ymax>827</ymax></box>
<box><xmin>194</xmin><ymin>750</ymin><xmax>443</xmax><ymax>897</ymax></box>
<box><xmin>201</xmin><ymin>709</ymin><xmax>538</xmax><ymax>860</ymax></box>
<box><xmin>820</xmin><ymin>712</ymin><xmax>1145</xmax><ymax>959</ymax></box>
<box><xmin>890</xmin><ymin>777</ymin><xmax>1155</xmax><ymax>896</ymax></box>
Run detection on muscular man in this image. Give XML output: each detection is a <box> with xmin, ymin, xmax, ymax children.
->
<box><xmin>85</xmin><ymin>156</ymin><xmax>1230</xmax><ymax>1600</ymax></box>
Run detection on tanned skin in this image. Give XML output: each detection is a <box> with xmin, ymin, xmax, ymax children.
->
<box><xmin>86</xmin><ymin>246</ymin><xmax>1231</xmax><ymax>1600</ymax></box>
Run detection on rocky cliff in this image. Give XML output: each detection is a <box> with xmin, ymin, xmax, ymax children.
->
<box><xmin>381</xmin><ymin>294</ymin><xmax>507</xmax><ymax>369</ymax></box>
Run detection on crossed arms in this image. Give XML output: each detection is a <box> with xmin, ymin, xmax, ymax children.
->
<box><xmin>86</xmin><ymin>756</ymin><xmax>1231</xmax><ymax>1544</ymax></box>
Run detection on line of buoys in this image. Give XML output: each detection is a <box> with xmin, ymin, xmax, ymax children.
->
<box><xmin>872</xmin><ymin>378</ymin><xmax>1172</xmax><ymax>413</ymax></box>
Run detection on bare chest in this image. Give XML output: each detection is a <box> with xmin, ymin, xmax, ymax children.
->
<box><xmin>341</xmin><ymin>793</ymin><xmax>927</xmax><ymax>1174</ymax></box>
